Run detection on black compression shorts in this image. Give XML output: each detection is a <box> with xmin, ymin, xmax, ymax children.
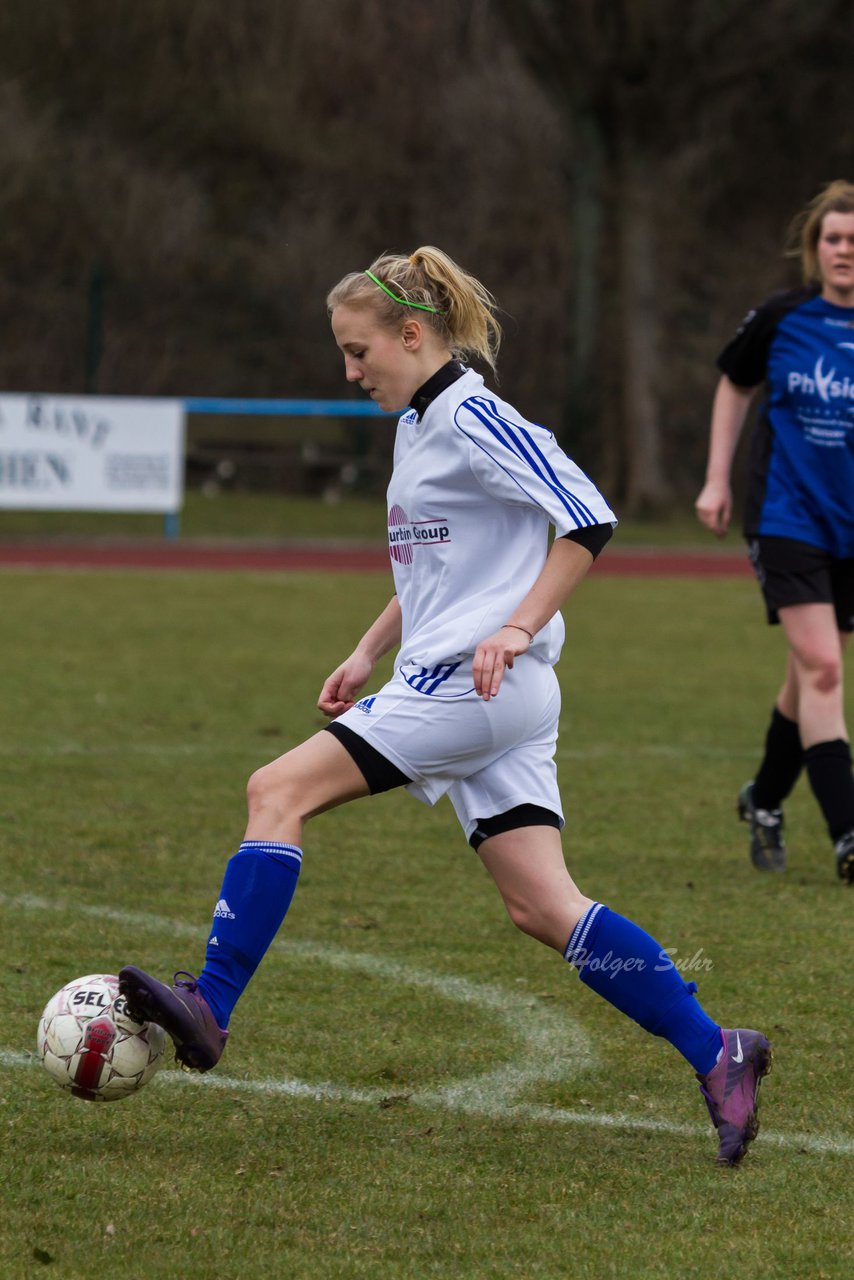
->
<box><xmin>747</xmin><ymin>536</ymin><xmax>854</xmax><ymax>631</ymax></box>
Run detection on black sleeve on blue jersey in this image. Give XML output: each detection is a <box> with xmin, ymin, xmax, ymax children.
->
<box><xmin>560</xmin><ymin>522</ymin><xmax>614</xmax><ymax>559</ymax></box>
<box><xmin>716</xmin><ymin>287</ymin><xmax>819</xmax><ymax>387</ymax></box>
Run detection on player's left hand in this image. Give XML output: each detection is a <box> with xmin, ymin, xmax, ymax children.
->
<box><xmin>472</xmin><ymin>626</ymin><xmax>531</xmax><ymax>701</ymax></box>
<box><xmin>317</xmin><ymin>650</ymin><xmax>374</xmax><ymax>718</ymax></box>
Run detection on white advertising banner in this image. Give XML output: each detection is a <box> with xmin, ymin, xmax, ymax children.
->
<box><xmin>0</xmin><ymin>394</ymin><xmax>185</xmax><ymax>512</ymax></box>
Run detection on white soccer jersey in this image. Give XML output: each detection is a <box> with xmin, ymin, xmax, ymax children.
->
<box><xmin>386</xmin><ymin>368</ymin><xmax>616</xmax><ymax>672</ymax></box>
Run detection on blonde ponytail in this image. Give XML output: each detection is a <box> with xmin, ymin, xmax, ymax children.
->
<box><xmin>327</xmin><ymin>245</ymin><xmax>502</xmax><ymax>374</ymax></box>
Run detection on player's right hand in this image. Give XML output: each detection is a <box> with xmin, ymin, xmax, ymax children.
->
<box><xmin>472</xmin><ymin>626</ymin><xmax>531</xmax><ymax>701</ymax></box>
<box><xmin>317</xmin><ymin>652</ymin><xmax>374</xmax><ymax>718</ymax></box>
<box><xmin>694</xmin><ymin>480</ymin><xmax>732</xmax><ymax>537</ymax></box>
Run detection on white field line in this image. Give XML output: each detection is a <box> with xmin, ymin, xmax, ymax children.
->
<box><xmin>4</xmin><ymin>1050</ymin><xmax>852</xmax><ymax>1157</ymax></box>
<box><xmin>557</xmin><ymin>744</ymin><xmax>758</xmax><ymax>762</ymax></box>
<box><xmin>0</xmin><ymin>742</ymin><xmax>759</xmax><ymax>761</ymax></box>
<box><xmin>4</xmin><ymin>891</ymin><xmax>594</xmax><ymax>1110</ymax></box>
<box><xmin>4</xmin><ymin>894</ymin><xmax>853</xmax><ymax>1158</ymax></box>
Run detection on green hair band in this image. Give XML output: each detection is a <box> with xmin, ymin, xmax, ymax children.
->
<box><xmin>363</xmin><ymin>269</ymin><xmax>439</xmax><ymax>313</ymax></box>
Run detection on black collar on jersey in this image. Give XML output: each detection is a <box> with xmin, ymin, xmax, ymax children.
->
<box><xmin>409</xmin><ymin>359</ymin><xmax>466</xmax><ymax>419</ymax></box>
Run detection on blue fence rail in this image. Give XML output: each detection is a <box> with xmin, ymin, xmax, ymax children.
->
<box><xmin>184</xmin><ymin>397</ymin><xmax>393</xmax><ymax>417</ymax></box>
<box><xmin>165</xmin><ymin>396</ymin><xmax>396</xmax><ymax>537</ymax></box>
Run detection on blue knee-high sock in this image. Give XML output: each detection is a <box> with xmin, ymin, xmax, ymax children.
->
<box><xmin>196</xmin><ymin>840</ymin><xmax>302</xmax><ymax>1029</ymax></box>
<box><xmin>564</xmin><ymin>903</ymin><xmax>722</xmax><ymax>1075</ymax></box>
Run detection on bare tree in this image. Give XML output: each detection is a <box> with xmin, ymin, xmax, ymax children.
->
<box><xmin>490</xmin><ymin>0</ymin><xmax>852</xmax><ymax>512</ymax></box>
<box><xmin>2</xmin><ymin>0</ymin><xmax>853</xmax><ymax>504</ymax></box>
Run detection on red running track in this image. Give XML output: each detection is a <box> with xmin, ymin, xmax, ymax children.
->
<box><xmin>0</xmin><ymin>540</ymin><xmax>752</xmax><ymax>576</ymax></box>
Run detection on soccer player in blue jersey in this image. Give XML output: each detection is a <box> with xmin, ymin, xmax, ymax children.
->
<box><xmin>121</xmin><ymin>247</ymin><xmax>770</xmax><ymax>1164</ymax></box>
<box><xmin>697</xmin><ymin>181</ymin><xmax>854</xmax><ymax>882</ymax></box>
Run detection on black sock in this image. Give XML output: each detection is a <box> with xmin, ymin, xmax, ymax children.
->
<box><xmin>752</xmin><ymin>707</ymin><xmax>803</xmax><ymax>810</ymax></box>
<box><xmin>804</xmin><ymin>739</ymin><xmax>854</xmax><ymax>842</ymax></box>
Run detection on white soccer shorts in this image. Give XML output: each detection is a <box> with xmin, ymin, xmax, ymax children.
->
<box><xmin>332</xmin><ymin>653</ymin><xmax>564</xmax><ymax>841</ymax></box>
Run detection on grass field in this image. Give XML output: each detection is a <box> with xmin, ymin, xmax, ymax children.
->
<box><xmin>1</xmin><ymin>565</ymin><xmax>852</xmax><ymax>1280</ymax></box>
<box><xmin>0</xmin><ymin>490</ymin><xmax>717</xmax><ymax>547</ymax></box>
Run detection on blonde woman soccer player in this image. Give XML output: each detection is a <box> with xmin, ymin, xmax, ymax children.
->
<box><xmin>696</xmin><ymin>181</ymin><xmax>854</xmax><ymax>881</ymax></box>
<box><xmin>121</xmin><ymin>247</ymin><xmax>771</xmax><ymax>1165</ymax></box>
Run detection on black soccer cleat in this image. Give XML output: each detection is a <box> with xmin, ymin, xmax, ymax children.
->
<box><xmin>834</xmin><ymin>830</ymin><xmax>854</xmax><ymax>884</ymax></box>
<box><xmin>738</xmin><ymin>782</ymin><xmax>786</xmax><ymax>872</ymax></box>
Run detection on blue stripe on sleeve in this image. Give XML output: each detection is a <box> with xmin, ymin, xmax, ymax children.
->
<box><xmin>473</xmin><ymin>398</ymin><xmax>598</xmax><ymax>526</ymax></box>
<box><xmin>462</xmin><ymin>397</ymin><xmax>595</xmax><ymax>527</ymax></box>
<box><xmin>475</xmin><ymin>399</ymin><xmax>598</xmax><ymax>526</ymax></box>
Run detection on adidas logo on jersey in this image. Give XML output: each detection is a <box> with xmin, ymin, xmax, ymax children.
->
<box><xmin>209</xmin><ymin>936</ymin><xmax>219</xmax><ymax>946</ymax></box>
<box><xmin>213</xmin><ymin>898</ymin><xmax>236</xmax><ymax>919</ymax></box>
<box><xmin>355</xmin><ymin>696</ymin><xmax>377</xmax><ymax>714</ymax></box>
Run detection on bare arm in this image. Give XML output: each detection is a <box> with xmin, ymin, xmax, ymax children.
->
<box><xmin>317</xmin><ymin>595</ymin><xmax>402</xmax><ymax>717</ymax></box>
<box><xmin>472</xmin><ymin>535</ymin><xmax>599</xmax><ymax>701</ymax></box>
<box><xmin>695</xmin><ymin>375</ymin><xmax>757</xmax><ymax>537</ymax></box>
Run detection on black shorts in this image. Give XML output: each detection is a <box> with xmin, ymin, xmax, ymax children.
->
<box><xmin>746</xmin><ymin>536</ymin><xmax>854</xmax><ymax>631</ymax></box>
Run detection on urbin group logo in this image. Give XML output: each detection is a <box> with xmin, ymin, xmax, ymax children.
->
<box><xmin>388</xmin><ymin>504</ymin><xmax>414</xmax><ymax>564</ymax></box>
<box><xmin>388</xmin><ymin>504</ymin><xmax>451</xmax><ymax>563</ymax></box>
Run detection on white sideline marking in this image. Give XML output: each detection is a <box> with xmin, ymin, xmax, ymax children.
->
<box><xmin>0</xmin><ymin>742</ymin><xmax>759</xmax><ymax>761</ymax></box>
<box><xmin>4</xmin><ymin>893</ymin><xmax>853</xmax><ymax>1158</ymax></box>
<box><xmin>557</xmin><ymin>744</ymin><xmax>758</xmax><ymax>762</ymax></box>
<box><xmin>4</xmin><ymin>891</ymin><xmax>593</xmax><ymax>1111</ymax></box>
<box><xmin>5</xmin><ymin>1050</ymin><xmax>853</xmax><ymax>1157</ymax></box>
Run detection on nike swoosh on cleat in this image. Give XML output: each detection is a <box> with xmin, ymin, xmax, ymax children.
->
<box><xmin>732</xmin><ymin>1032</ymin><xmax>744</xmax><ymax>1064</ymax></box>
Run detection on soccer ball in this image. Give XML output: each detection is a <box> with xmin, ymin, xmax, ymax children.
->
<box><xmin>37</xmin><ymin>973</ymin><xmax>166</xmax><ymax>1102</ymax></box>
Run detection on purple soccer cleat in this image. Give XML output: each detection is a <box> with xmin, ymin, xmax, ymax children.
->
<box><xmin>697</xmin><ymin>1028</ymin><xmax>773</xmax><ymax>1166</ymax></box>
<box><xmin>119</xmin><ymin>966</ymin><xmax>227</xmax><ymax>1073</ymax></box>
